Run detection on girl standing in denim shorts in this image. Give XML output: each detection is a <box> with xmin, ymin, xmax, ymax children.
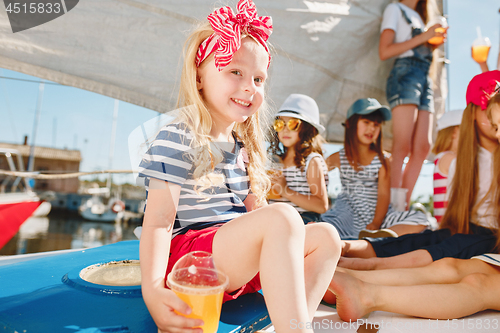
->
<box><xmin>380</xmin><ymin>0</ymin><xmax>446</xmax><ymax>208</ymax></box>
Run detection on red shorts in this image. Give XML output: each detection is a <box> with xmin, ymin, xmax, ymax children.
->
<box><xmin>165</xmin><ymin>225</ymin><xmax>261</xmax><ymax>303</ymax></box>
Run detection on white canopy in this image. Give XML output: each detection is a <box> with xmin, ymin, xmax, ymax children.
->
<box><xmin>0</xmin><ymin>0</ymin><xmax>446</xmax><ymax>146</ymax></box>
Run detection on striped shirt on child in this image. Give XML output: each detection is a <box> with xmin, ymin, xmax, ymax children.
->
<box><xmin>433</xmin><ymin>151</ymin><xmax>450</xmax><ymax>223</ymax></box>
<box><xmin>268</xmin><ymin>153</ymin><xmax>329</xmax><ymax>213</ymax></box>
<box><xmin>138</xmin><ymin>122</ymin><xmax>250</xmax><ymax>237</ymax></box>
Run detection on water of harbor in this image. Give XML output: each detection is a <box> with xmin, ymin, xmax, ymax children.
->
<box><xmin>0</xmin><ymin>210</ymin><xmax>142</xmax><ymax>256</ymax></box>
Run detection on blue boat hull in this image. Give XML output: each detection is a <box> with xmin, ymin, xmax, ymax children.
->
<box><xmin>0</xmin><ymin>241</ymin><xmax>269</xmax><ymax>333</ymax></box>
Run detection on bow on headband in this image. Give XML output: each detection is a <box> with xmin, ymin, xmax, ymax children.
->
<box><xmin>195</xmin><ymin>0</ymin><xmax>273</xmax><ymax>71</ymax></box>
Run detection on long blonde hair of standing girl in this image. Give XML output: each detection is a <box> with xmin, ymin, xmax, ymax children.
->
<box><xmin>486</xmin><ymin>93</ymin><xmax>500</xmax><ymax>250</ymax></box>
<box><xmin>440</xmin><ymin>99</ymin><xmax>499</xmax><ymax>238</ymax></box>
<box><xmin>176</xmin><ymin>21</ymin><xmax>271</xmax><ymax>205</ymax></box>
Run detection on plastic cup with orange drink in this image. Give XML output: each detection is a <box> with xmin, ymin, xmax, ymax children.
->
<box><xmin>426</xmin><ymin>16</ymin><xmax>448</xmax><ymax>45</ymax></box>
<box><xmin>167</xmin><ymin>251</ymin><xmax>229</xmax><ymax>333</ymax></box>
<box><xmin>266</xmin><ymin>168</ymin><xmax>283</xmax><ymax>200</ymax></box>
<box><xmin>472</xmin><ymin>27</ymin><xmax>491</xmax><ymax>64</ymax></box>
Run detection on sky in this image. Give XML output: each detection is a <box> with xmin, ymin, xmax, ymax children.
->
<box><xmin>1</xmin><ymin>0</ymin><xmax>499</xmax><ymax>200</ymax></box>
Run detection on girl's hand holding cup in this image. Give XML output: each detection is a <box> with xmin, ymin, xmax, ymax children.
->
<box><xmin>142</xmin><ymin>282</ymin><xmax>204</xmax><ymax>333</ymax></box>
<box><xmin>271</xmin><ymin>171</ymin><xmax>286</xmax><ymax>196</ymax></box>
<box><xmin>425</xmin><ymin>16</ymin><xmax>448</xmax><ymax>46</ymax></box>
<box><xmin>267</xmin><ymin>168</ymin><xmax>284</xmax><ymax>199</ymax></box>
<box><xmin>471</xmin><ymin>27</ymin><xmax>491</xmax><ymax>65</ymax></box>
<box><xmin>166</xmin><ymin>251</ymin><xmax>228</xmax><ymax>333</ymax></box>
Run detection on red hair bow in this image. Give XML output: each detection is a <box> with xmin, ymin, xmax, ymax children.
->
<box><xmin>195</xmin><ymin>0</ymin><xmax>273</xmax><ymax>71</ymax></box>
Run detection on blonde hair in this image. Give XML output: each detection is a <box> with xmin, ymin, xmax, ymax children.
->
<box><xmin>440</xmin><ymin>103</ymin><xmax>479</xmax><ymax>234</ymax></box>
<box><xmin>486</xmin><ymin>93</ymin><xmax>500</xmax><ymax>251</ymax></box>
<box><xmin>486</xmin><ymin>93</ymin><xmax>500</xmax><ymax>130</ymax></box>
<box><xmin>176</xmin><ymin>21</ymin><xmax>271</xmax><ymax>205</ymax></box>
<box><xmin>440</xmin><ymin>102</ymin><xmax>499</xmax><ymax>243</ymax></box>
<box><xmin>492</xmin><ymin>147</ymin><xmax>500</xmax><ymax>252</ymax></box>
<box><xmin>431</xmin><ymin>126</ymin><xmax>458</xmax><ymax>155</ymax></box>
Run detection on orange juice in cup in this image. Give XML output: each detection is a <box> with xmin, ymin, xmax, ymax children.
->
<box><xmin>426</xmin><ymin>16</ymin><xmax>448</xmax><ymax>45</ymax></box>
<box><xmin>428</xmin><ymin>27</ymin><xmax>447</xmax><ymax>45</ymax></box>
<box><xmin>472</xmin><ymin>27</ymin><xmax>491</xmax><ymax>63</ymax></box>
<box><xmin>472</xmin><ymin>45</ymin><xmax>491</xmax><ymax>63</ymax></box>
<box><xmin>266</xmin><ymin>169</ymin><xmax>282</xmax><ymax>199</ymax></box>
<box><xmin>167</xmin><ymin>251</ymin><xmax>229</xmax><ymax>333</ymax></box>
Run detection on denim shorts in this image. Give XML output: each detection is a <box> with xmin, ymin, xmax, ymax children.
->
<box><xmin>386</xmin><ymin>57</ymin><xmax>434</xmax><ymax>113</ymax></box>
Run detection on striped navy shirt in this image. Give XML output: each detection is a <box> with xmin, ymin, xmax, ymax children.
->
<box><xmin>269</xmin><ymin>153</ymin><xmax>329</xmax><ymax>213</ymax></box>
<box><xmin>337</xmin><ymin>148</ymin><xmax>381</xmax><ymax>230</ymax></box>
<box><xmin>138</xmin><ymin>122</ymin><xmax>249</xmax><ymax>237</ymax></box>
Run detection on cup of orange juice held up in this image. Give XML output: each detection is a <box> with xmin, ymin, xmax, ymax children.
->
<box><xmin>472</xmin><ymin>28</ymin><xmax>491</xmax><ymax>64</ymax></box>
<box><xmin>167</xmin><ymin>251</ymin><xmax>229</xmax><ymax>333</ymax></box>
<box><xmin>266</xmin><ymin>168</ymin><xmax>283</xmax><ymax>200</ymax></box>
<box><xmin>426</xmin><ymin>16</ymin><xmax>448</xmax><ymax>45</ymax></box>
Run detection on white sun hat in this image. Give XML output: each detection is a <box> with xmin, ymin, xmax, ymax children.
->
<box><xmin>276</xmin><ymin>94</ymin><xmax>325</xmax><ymax>133</ymax></box>
<box><xmin>437</xmin><ymin>109</ymin><xmax>464</xmax><ymax>131</ymax></box>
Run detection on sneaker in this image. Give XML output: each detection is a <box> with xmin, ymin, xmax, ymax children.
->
<box><xmin>358</xmin><ymin>228</ymin><xmax>398</xmax><ymax>239</ymax></box>
<box><xmin>410</xmin><ymin>202</ymin><xmax>428</xmax><ymax>214</ymax></box>
<box><xmin>411</xmin><ymin>203</ymin><xmax>439</xmax><ymax>230</ymax></box>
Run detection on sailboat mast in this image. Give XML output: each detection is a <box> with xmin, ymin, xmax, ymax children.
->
<box><xmin>26</xmin><ymin>80</ymin><xmax>45</xmax><ymax>191</ymax></box>
<box><xmin>106</xmin><ymin>99</ymin><xmax>119</xmax><ymax>193</ymax></box>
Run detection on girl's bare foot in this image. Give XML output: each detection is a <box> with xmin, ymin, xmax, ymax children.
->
<box><xmin>329</xmin><ymin>271</ymin><xmax>374</xmax><ymax>321</ymax></box>
<box><xmin>338</xmin><ymin>256</ymin><xmax>377</xmax><ymax>270</ymax></box>
<box><xmin>323</xmin><ymin>267</ymin><xmax>349</xmax><ymax>305</ymax></box>
<box><xmin>341</xmin><ymin>241</ymin><xmax>350</xmax><ymax>256</ymax></box>
<box><xmin>323</xmin><ymin>289</ymin><xmax>337</xmax><ymax>304</ymax></box>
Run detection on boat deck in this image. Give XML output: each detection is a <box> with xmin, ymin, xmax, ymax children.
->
<box><xmin>1</xmin><ymin>240</ymin><xmax>499</xmax><ymax>332</ymax></box>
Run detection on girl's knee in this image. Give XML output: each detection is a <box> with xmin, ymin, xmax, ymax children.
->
<box><xmin>266</xmin><ymin>202</ymin><xmax>300</xmax><ymax>218</ymax></box>
<box><xmin>392</xmin><ymin>139</ymin><xmax>411</xmax><ymax>157</ymax></box>
<box><xmin>265</xmin><ymin>203</ymin><xmax>304</xmax><ymax>233</ymax></box>
<box><xmin>460</xmin><ymin>273</ymin><xmax>489</xmax><ymax>290</ymax></box>
<box><xmin>412</xmin><ymin>140</ymin><xmax>431</xmax><ymax>158</ymax></box>
<box><xmin>433</xmin><ymin>257</ymin><xmax>459</xmax><ymax>270</ymax></box>
<box><xmin>307</xmin><ymin>223</ymin><xmax>342</xmax><ymax>257</ymax></box>
<box><xmin>309</xmin><ymin>222</ymin><xmax>340</xmax><ymax>238</ymax></box>
<box><xmin>432</xmin><ymin>258</ymin><xmax>462</xmax><ymax>280</ymax></box>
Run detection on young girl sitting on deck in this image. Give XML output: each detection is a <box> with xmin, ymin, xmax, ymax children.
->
<box><xmin>137</xmin><ymin>1</ymin><xmax>341</xmax><ymax>332</ymax></box>
<box><xmin>320</xmin><ymin>98</ymin><xmax>432</xmax><ymax>240</ymax></box>
<box><xmin>327</xmin><ymin>92</ymin><xmax>500</xmax><ymax>322</ymax></box>
<box><xmin>338</xmin><ymin>71</ymin><xmax>500</xmax><ymax>270</ymax></box>
<box><xmin>267</xmin><ymin>93</ymin><xmax>330</xmax><ymax>224</ymax></box>
<box><xmin>432</xmin><ymin>109</ymin><xmax>463</xmax><ymax>222</ymax></box>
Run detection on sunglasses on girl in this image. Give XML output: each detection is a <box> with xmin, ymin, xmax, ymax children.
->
<box><xmin>273</xmin><ymin>118</ymin><xmax>302</xmax><ymax>132</ymax></box>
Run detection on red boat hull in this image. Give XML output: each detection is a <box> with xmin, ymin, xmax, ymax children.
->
<box><xmin>0</xmin><ymin>201</ymin><xmax>42</xmax><ymax>249</ymax></box>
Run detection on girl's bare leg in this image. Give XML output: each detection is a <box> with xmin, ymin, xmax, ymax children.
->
<box><xmin>400</xmin><ymin>110</ymin><xmax>432</xmax><ymax>206</ymax></box>
<box><xmin>303</xmin><ymin>222</ymin><xmax>341</xmax><ymax>317</ymax></box>
<box><xmin>212</xmin><ymin>203</ymin><xmax>340</xmax><ymax>333</ymax></box>
<box><xmin>331</xmin><ymin>271</ymin><xmax>500</xmax><ymax>321</ymax></box>
<box><xmin>338</xmin><ymin>249</ymin><xmax>433</xmax><ymax>270</ymax></box>
<box><xmin>343</xmin><ymin>258</ymin><xmax>500</xmax><ymax>286</ymax></box>
<box><xmin>390</xmin><ymin>105</ymin><xmax>418</xmax><ymax>190</ymax></box>
<box><xmin>341</xmin><ymin>240</ymin><xmax>376</xmax><ymax>258</ymax></box>
<box><xmin>388</xmin><ymin>224</ymin><xmax>426</xmax><ymax>236</ymax></box>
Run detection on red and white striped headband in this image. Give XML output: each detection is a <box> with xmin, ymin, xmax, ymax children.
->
<box><xmin>195</xmin><ymin>0</ymin><xmax>273</xmax><ymax>71</ymax></box>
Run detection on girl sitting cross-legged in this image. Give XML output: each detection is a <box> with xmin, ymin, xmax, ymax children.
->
<box><xmin>320</xmin><ymin>98</ymin><xmax>433</xmax><ymax>240</ymax></box>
